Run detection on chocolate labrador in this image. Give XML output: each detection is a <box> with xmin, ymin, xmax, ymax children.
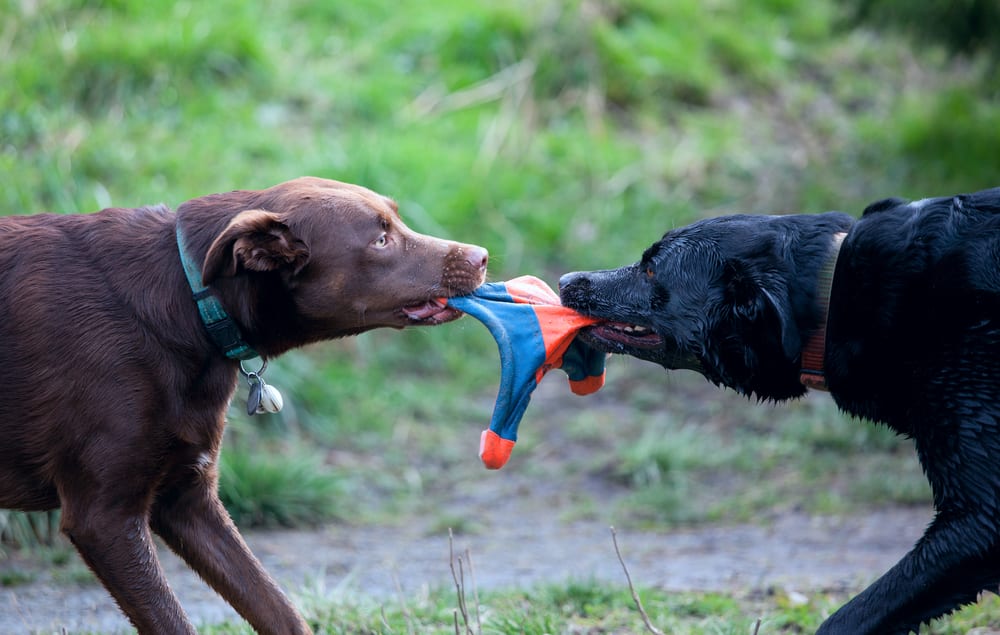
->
<box><xmin>0</xmin><ymin>177</ymin><xmax>488</xmax><ymax>634</ymax></box>
<box><xmin>560</xmin><ymin>186</ymin><xmax>1000</xmax><ymax>634</ymax></box>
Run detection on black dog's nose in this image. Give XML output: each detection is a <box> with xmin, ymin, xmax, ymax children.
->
<box><xmin>558</xmin><ymin>271</ymin><xmax>588</xmax><ymax>292</ymax></box>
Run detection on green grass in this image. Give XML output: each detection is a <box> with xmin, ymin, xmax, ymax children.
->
<box><xmin>216</xmin><ymin>441</ymin><xmax>348</xmax><ymax>529</ymax></box>
<box><xmin>193</xmin><ymin>578</ymin><xmax>1000</xmax><ymax>634</ymax></box>
<box><xmin>0</xmin><ymin>510</ymin><xmax>60</xmax><ymax>550</ymax></box>
<box><xmin>3</xmin><ymin>0</ymin><xmax>1000</xmax><ymax>631</ymax></box>
<box><xmin>0</xmin><ymin>567</ymin><xmax>35</xmax><ymax>588</ymax></box>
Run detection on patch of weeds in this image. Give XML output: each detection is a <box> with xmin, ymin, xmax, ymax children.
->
<box><xmin>619</xmin><ymin>482</ymin><xmax>705</xmax><ymax>526</ymax></box>
<box><xmin>589</xmin><ymin>374</ymin><xmax>936</xmax><ymax>524</ymax></box>
<box><xmin>51</xmin><ymin>563</ymin><xmax>99</xmax><ymax>586</ymax></box>
<box><xmin>263</xmin><ymin>327</ymin><xmax>496</xmax><ymax>449</ymax></box>
<box><xmin>537</xmin><ymin>578</ymin><xmax>629</xmax><ymax>617</ymax></box>
<box><xmin>672</xmin><ymin>591</ymin><xmax>743</xmax><ymax>617</ymax></box>
<box><xmin>893</xmin><ymin>88</ymin><xmax>1000</xmax><ymax>194</ymax></box>
<box><xmin>43</xmin><ymin>3</ymin><xmax>271</xmax><ymax>112</ymax></box>
<box><xmin>843</xmin><ymin>0</ymin><xmax>1000</xmax><ymax>59</ymax></box>
<box><xmin>926</xmin><ymin>591</ymin><xmax>1000</xmax><ymax>633</ymax></box>
<box><xmin>615</xmin><ymin>423</ymin><xmax>730</xmax><ymax>489</ymax></box>
<box><xmin>217</xmin><ymin>443</ymin><xmax>347</xmax><ymax>529</ymax></box>
<box><xmin>761</xmin><ymin>587</ymin><xmax>830</xmax><ymax>629</ymax></box>
<box><xmin>849</xmin><ymin>459</ymin><xmax>931</xmax><ymax>506</ymax></box>
<box><xmin>0</xmin><ymin>510</ymin><xmax>61</xmax><ymax>553</ymax></box>
<box><xmin>427</xmin><ymin>514</ymin><xmax>486</xmax><ymax>538</ymax></box>
<box><xmin>201</xmin><ymin>575</ymin><xmax>1000</xmax><ymax>634</ymax></box>
<box><xmin>37</xmin><ymin>545</ymin><xmax>75</xmax><ymax>568</ymax></box>
<box><xmin>0</xmin><ymin>568</ymin><xmax>35</xmax><ymax>587</ymax></box>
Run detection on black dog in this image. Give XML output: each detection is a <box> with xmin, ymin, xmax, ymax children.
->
<box><xmin>559</xmin><ymin>187</ymin><xmax>1000</xmax><ymax>634</ymax></box>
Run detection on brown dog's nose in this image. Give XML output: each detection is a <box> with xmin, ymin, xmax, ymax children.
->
<box><xmin>464</xmin><ymin>245</ymin><xmax>489</xmax><ymax>271</ymax></box>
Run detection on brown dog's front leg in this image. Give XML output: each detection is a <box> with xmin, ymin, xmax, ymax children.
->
<box><xmin>60</xmin><ymin>499</ymin><xmax>197</xmax><ymax>635</ymax></box>
<box><xmin>151</xmin><ymin>473</ymin><xmax>313</xmax><ymax>635</ymax></box>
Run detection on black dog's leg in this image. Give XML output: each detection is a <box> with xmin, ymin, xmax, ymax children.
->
<box><xmin>817</xmin><ymin>511</ymin><xmax>1000</xmax><ymax>634</ymax></box>
<box><xmin>818</xmin><ymin>406</ymin><xmax>1000</xmax><ymax>635</ymax></box>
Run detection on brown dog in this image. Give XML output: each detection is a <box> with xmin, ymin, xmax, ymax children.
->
<box><xmin>0</xmin><ymin>177</ymin><xmax>488</xmax><ymax>634</ymax></box>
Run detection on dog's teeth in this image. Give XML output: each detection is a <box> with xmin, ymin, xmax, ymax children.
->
<box><xmin>607</xmin><ymin>322</ymin><xmax>650</xmax><ymax>335</ymax></box>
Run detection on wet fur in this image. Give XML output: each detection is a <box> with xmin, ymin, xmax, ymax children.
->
<box><xmin>560</xmin><ymin>187</ymin><xmax>1000</xmax><ymax>634</ymax></box>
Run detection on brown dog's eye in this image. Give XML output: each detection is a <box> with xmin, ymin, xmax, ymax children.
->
<box><xmin>373</xmin><ymin>233</ymin><xmax>388</xmax><ymax>248</ymax></box>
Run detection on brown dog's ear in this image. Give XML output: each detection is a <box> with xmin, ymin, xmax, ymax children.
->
<box><xmin>202</xmin><ymin>209</ymin><xmax>310</xmax><ymax>285</ymax></box>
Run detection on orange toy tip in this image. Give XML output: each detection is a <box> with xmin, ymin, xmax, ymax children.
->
<box><xmin>569</xmin><ymin>372</ymin><xmax>606</xmax><ymax>395</ymax></box>
<box><xmin>480</xmin><ymin>429</ymin><xmax>515</xmax><ymax>470</ymax></box>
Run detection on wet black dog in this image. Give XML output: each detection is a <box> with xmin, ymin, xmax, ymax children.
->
<box><xmin>560</xmin><ymin>187</ymin><xmax>1000</xmax><ymax>634</ymax></box>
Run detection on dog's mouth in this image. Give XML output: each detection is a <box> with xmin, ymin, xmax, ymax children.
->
<box><xmin>401</xmin><ymin>298</ymin><xmax>463</xmax><ymax>325</ymax></box>
<box><xmin>582</xmin><ymin>321</ymin><xmax>664</xmax><ymax>350</ymax></box>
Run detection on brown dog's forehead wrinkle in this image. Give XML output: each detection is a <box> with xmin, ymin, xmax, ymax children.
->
<box><xmin>383</xmin><ymin>196</ymin><xmax>400</xmax><ymax>217</ymax></box>
<box><xmin>258</xmin><ymin>177</ymin><xmax>397</xmax><ymax>218</ymax></box>
<box><xmin>263</xmin><ymin>194</ymin><xmax>398</xmax><ymax>244</ymax></box>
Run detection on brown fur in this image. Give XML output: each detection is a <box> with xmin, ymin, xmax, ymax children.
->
<box><xmin>0</xmin><ymin>177</ymin><xmax>488</xmax><ymax>634</ymax></box>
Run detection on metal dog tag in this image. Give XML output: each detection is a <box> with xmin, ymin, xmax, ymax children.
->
<box><xmin>257</xmin><ymin>383</ymin><xmax>284</xmax><ymax>414</ymax></box>
<box><xmin>246</xmin><ymin>378</ymin><xmax>263</xmax><ymax>417</ymax></box>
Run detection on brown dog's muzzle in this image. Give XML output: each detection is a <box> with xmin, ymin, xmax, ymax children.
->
<box><xmin>443</xmin><ymin>243</ymin><xmax>489</xmax><ymax>292</ymax></box>
<box><xmin>401</xmin><ymin>241</ymin><xmax>488</xmax><ymax>325</ymax></box>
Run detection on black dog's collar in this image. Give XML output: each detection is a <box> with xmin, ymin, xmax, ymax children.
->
<box><xmin>799</xmin><ymin>232</ymin><xmax>847</xmax><ymax>391</ymax></box>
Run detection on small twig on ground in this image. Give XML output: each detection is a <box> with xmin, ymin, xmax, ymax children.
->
<box><xmin>379</xmin><ymin>605</ymin><xmax>395</xmax><ymax>634</ymax></box>
<box><xmin>465</xmin><ymin>547</ymin><xmax>483</xmax><ymax>635</ymax></box>
<box><xmin>449</xmin><ymin>528</ymin><xmax>474</xmax><ymax>635</ymax></box>
<box><xmin>752</xmin><ymin>617</ymin><xmax>762</xmax><ymax>634</ymax></box>
<box><xmin>610</xmin><ymin>526</ymin><xmax>665</xmax><ymax>635</ymax></box>
<box><xmin>389</xmin><ymin>568</ymin><xmax>414</xmax><ymax>635</ymax></box>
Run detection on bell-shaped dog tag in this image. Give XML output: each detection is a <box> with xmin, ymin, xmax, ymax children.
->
<box><xmin>257</xmin><ymin>383</ymin><xmax>284</xmax><ymax>414</ymax></box>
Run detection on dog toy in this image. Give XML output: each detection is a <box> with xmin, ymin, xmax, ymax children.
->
<box><xmin>447</xmin><ymin>276</ymin><xmax>606</xmax><ymax>469</ymax></box>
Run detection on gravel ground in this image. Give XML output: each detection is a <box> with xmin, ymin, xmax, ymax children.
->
<box><xmin>0</xmin><ymin>375</ymin><xmax>932</xmax><ymax>633</ymax></box>
<box><xmin>0</xmin><ymin>483</ymin><xmax>928</xmax><ymax>634</ymax></box>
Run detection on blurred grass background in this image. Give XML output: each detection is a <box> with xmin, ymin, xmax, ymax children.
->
<box><xmin>2</xmin><ymin>0</ymin><xmax>1000</xmax><ymax>631</ymax></box>
<box><xmin>3</xmin><ymin>0</ymin><xmax>998</xmax><ymax>555</ymax></box>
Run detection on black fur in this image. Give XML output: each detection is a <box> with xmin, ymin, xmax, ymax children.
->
<box><xmin>559</xmin><ymin>187</ymin><xmax>1000</xmax><ymax>634</ymax></box>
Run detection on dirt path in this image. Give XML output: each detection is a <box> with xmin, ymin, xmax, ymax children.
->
<box><xmin>1</xmin><ymin>484</ymin><xmax>928</xmax><ymax>634</ymax></box>
<box><xmin>0</xmin><ymin>375</ymin><xmax>933</xmax><ymax>633</ymax></box>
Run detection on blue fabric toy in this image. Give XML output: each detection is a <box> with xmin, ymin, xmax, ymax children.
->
<box><xmin>447</xmin><ymin>276</ymin><xmax>607</xmax><ymax>469</ymax></box>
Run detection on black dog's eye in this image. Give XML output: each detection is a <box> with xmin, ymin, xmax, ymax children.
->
<box><xmin>646</xmin><ymin>267</ymin><xmax>655</xmax><ymax>278</ymax></box>
<box><xmin>650</xmin><ymin>281</ymin><xmax>669</xmax><ymax>311</ymax></box>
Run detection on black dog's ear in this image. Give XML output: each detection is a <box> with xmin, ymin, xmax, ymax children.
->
<box><xmin>862</xmin><ymin>197</ymin><xmax>908</xmax><ymax>216</ymax></box>
<box><xmin>723</xmin><ymin>258</ymin><xmax>801</xmax><ymax>361</ymax></box>
<box><xmin>202</xmin><ymin>209</ymin><xmax>310</xmax><ymax>285</ymax></box>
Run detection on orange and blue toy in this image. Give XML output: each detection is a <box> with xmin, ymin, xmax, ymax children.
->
<box><xmin>446</xmin><ymin>275</ymin><xmax>607</xmax><ymax>470</ymax></box>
